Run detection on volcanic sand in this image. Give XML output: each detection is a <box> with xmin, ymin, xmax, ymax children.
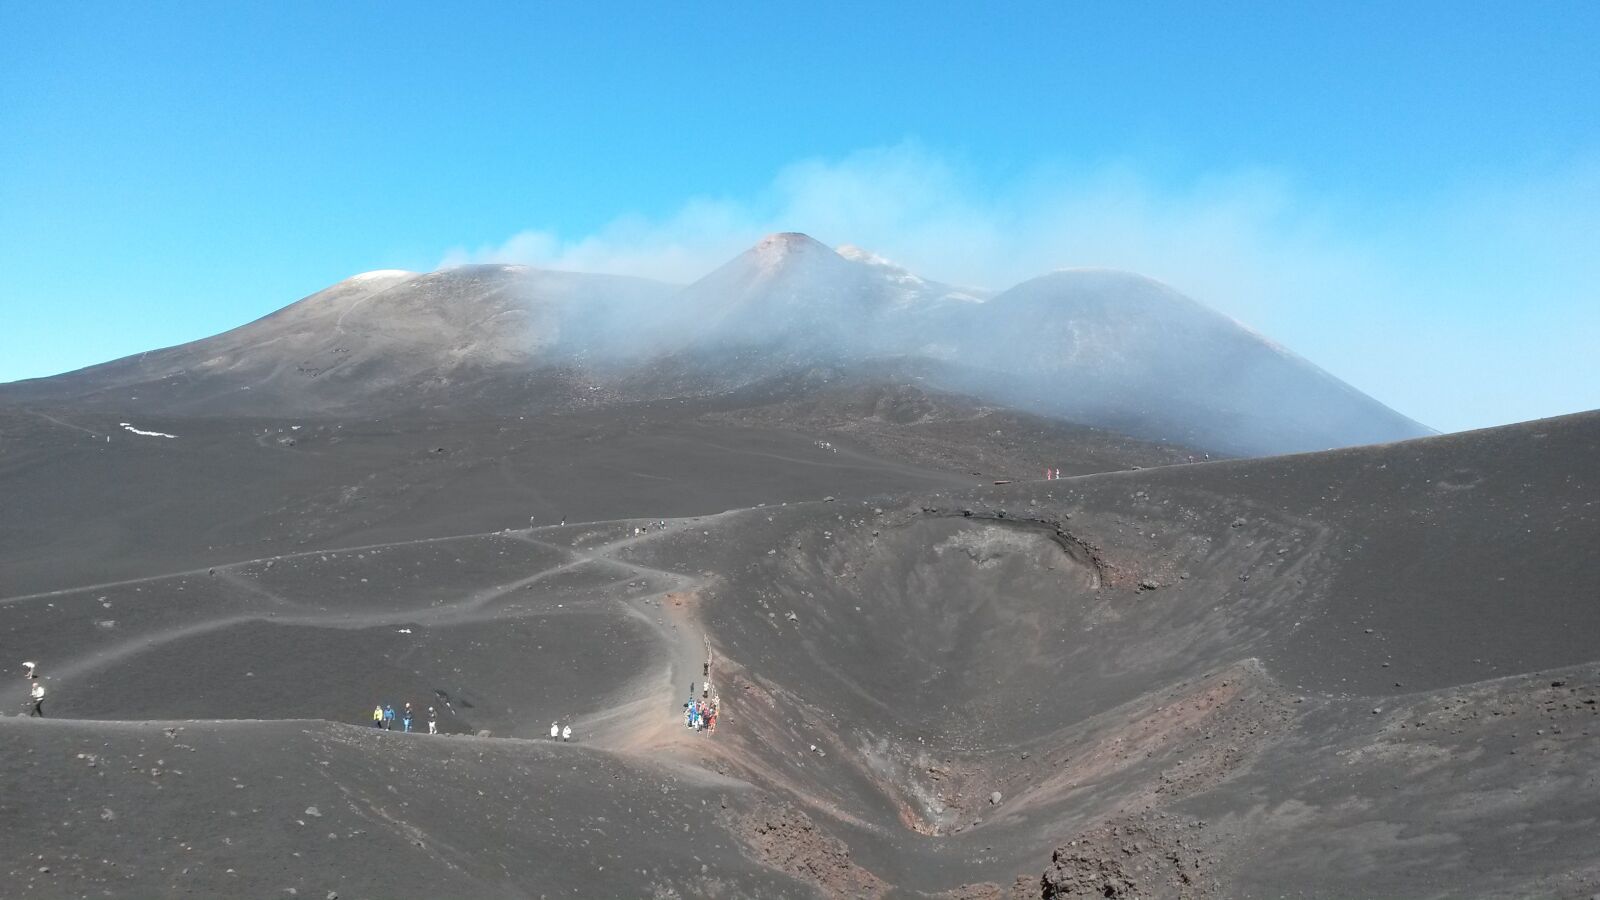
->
<box><xmin>3</xmin><ymin>407</ymin><xmax>1598</xmax><ymax>897</ymax></box>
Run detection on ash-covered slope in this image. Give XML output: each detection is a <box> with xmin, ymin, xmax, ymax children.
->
<box><xmin>0</xmin><ymin>265</ymin><xmax>674</xmax><ymax>416</ymax></box>
<box><xmin>1</xmin><ymin>718</ymin><xmax>809</xmax><ymax>899</ymax></box>
<box><xmin>4</xmin><ymin>410</ymin><xmax>1594</xmax><ymax>898</ymax></box>
<box><xmin>0</xmin><ymin>375</ymin><xmax>1197</xmax><ymax>597</ymax></box>
<box><xmin>946</xmin><ymin>268</ymin><xmax>1434</xmax><ymax>454</ymax></box>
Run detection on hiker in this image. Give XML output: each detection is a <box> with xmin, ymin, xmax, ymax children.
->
<box><xmin>22</xmin><ymin>661</ymin><xmax>37</xmax><ymax>680</ymax></box>
<box><xmin>550</xmin><ymin>721</ymin><xmax>559</xmax><ymax>739</ymax></box>
<box><xmin>383</xmin><ymin>704</ymin><xmax>396</xmax><ymax>730</ymax></box>
<box><xmin>29</xmin><ymin>682</ymin><xmax>45</xmax><ymax>717</ymax></box>
<box><xmin>402</xmin><ymin>704</ymin><xmax>413</xmax><ymax>733</ymax></box>
<box><xmin>561</xmin><ymin>724</ymin><xmax>572</xmax><ymax>742</ymax></box>
<box><xmin>372</xmin><ymin>704</ymin><xmax>384</xmax><ymax>728</ymax></box>
<box><xmin>427</xmin><ymin>707</ymin><xmax>438</xmax><ymax>735</ymax></box>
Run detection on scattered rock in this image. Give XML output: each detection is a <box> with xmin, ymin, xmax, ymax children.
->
<box><xmin>989</xmin><ymin>791</ymin><xmax>1003</xmax><ymax>805</ymax></box>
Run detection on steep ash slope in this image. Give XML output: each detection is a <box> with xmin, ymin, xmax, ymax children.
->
<box><xmin>947</xmin><ymin>268</ymin><xmax>1433</xmax><ymax>454</ymax></box>
<box><xmin>0</xmin><ymin>266</ymin><xmax>674</xmax><ymax>416</ymax></box>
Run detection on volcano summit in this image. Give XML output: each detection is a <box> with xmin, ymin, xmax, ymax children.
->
<box><xmin>3</xmin><ymin>235</ymin><xmax>1594</xmax><ymax>899</ymax></box>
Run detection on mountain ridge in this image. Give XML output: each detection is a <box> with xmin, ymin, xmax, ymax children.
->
<box><xmin>0</xmin><ymin>233</ymin><xmax>1432</xmax><ymax>455</ymax></box>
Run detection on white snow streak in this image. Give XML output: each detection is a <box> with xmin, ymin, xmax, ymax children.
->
<box><xmin>119</xmin><ymin>423</ymin><xmax>178</xmax><ymax>439</ymax></box>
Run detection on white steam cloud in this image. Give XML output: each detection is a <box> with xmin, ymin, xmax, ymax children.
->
<box><xmin>441</xmin><ymin>143</ymin><xmax>1600</xmax><ymax>433</ymax></box>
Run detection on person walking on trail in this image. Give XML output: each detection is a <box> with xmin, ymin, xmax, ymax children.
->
<box><xmin>28</xmin><ymin>682</ymin><xmax>45</xmax><ymax>717</ymax></box>
<box><xmin>402</xmin><ymin>704</ymin><xmax>413</xmax><ymax>733</ymax></box>
<box><xmin>372</xmin><ymin>704</ymin><xmax>384</xmax><ymax>728</ymax></box>
<box><xmin>550</xmin><ymin>721</ymin><xmax>559</xmax><ymax>739</ymax></box>
<box><xmin>561</xmin><ymin>724</ymin><xmax>572</xmax><ymax>742</ymax></box>
<box><xmin>383</xmin><ymin>704</ymin><xmax>396</xmax><ymax>730</ymax></box>
<box><xmin>427</xmin><ymin>707</ymin><xmax>438</xmax><ymax>735</ymax></box>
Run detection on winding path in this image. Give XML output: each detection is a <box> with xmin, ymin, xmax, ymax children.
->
<box><xmin>3</xmin><ymin>513</ymin><xmax>734</xmax><ymax>756</ymax></box>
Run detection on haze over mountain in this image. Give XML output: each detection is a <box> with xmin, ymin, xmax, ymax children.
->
<box><xmin>0</xmin><ymin>233</ymin><xmax>1429</xmax><ymax>456</ymax></box>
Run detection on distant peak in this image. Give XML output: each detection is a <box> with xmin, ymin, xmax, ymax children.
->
<box><xmin>757</xmin><ymin>231</ymin><xmax>822</xmax><ymax>247</ymax></box>
<box><xmin>754</xmin><ymin>232</ymin><xmax>829</xmax><ymax>255</ymax></box>
<box><xmin>746</xmin><ymin>232</ymin><xmax>838</xmax><ymax>275</ymax></box>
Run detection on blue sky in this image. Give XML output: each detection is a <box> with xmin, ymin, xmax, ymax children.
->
<box><xmin>2</xmin><ymin>2</ymin><xmax>1596</xmax><ymax>432</ymax></box>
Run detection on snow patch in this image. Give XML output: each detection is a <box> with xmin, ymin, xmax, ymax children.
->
<box><xmin>348</xmin><ymin>269</ymin><xmax>417</xmax><ymax>283</ymax></box>
<box><xmin>119</xmin><ymin>423</ymin><xmax>177</xmax><ymax>439</ymax></box>
<box><xmin>837</xmin><ymin>244</ymin><xmax>990</xmax><ymax>306</ymax></box>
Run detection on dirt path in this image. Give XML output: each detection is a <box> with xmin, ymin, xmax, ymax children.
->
<box><xmin>512</xmin><ymin>526</ymin><xmax>726</xmax><ymax>754</ymax></box>
<box><xmin>5</xmin><ymin>512</ymin><xmax>738</xmax><ymax>761</ymax></box>
<box><xmin>22</xmin><ymin>408</ymin><xmax>106</xmax><ymax>438</ymax></box>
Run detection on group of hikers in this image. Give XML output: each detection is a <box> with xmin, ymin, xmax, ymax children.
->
<box><xmin>369</xmin><ymin>700</ymin><xmax>584</xmax><ymax>742</ymax></box>
<box><xmin>371</xmin><ymin>701</ymin><xmax>436</xmax><ymax>734</ymax></box>
<box><xmin>685</xmin><ymin>689</ymin><xmax>719</xmax><ymax>732</ymax></box>
<box><xmin>685</xmin><ymin>652</ymin><xmax>721</xmax><ymax>733</ymax></box>
<box><xmin>20</xmin><ymin>661</ymin><xmax>45</xmax><ymax>716</ymax></box>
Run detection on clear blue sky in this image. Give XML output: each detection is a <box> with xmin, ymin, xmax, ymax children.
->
<box><xmin>2</xmin><ymin>2</ymin><xmax>1596</xmax><ymax>431</ymax></box>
